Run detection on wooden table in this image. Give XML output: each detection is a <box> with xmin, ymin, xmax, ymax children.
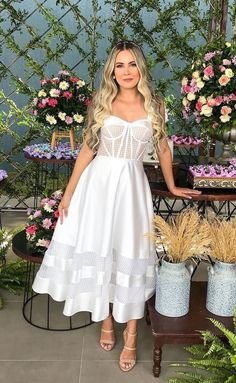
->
<box><xmin>150</xmin><ymin>179</ymin><xmax>236</xmax><ymax>220</ymax></box>
<box><xmin>147</xmin><ymin>282</ymin><xmax>233</xmax><ymax>377</ymax></box>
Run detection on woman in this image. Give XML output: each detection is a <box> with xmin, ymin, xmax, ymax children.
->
<box><xmin>32</xmin><ymin>40</ymin><xmax>201</xmax><ymax>372</ymax></box>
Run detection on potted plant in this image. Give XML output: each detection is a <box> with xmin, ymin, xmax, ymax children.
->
<box><xmin>25</xmin><ymin>190</ymin><xmax>63</xmax><ymax>254</ymax></box>
<box><xmin>203</xmin><ymin>217</ymin><xmax>236</xmax><ymax>317</ymax></box>
<box><xmin>169</xmin><ymin>312</ymin><xmax>236</xmax><ymax>383</ymax></box>
<box><xmin>31</xmin><ymin>70</ymin><xmax>92</xmax><ymax>149</ymax></box>
<box><xmin>0</xmin><ymin>228</ymin><xmax>26</xmax><ymax>309</ymax></box>
<box><xmin>153</xmin><ymin>209</ymin><xmax>211</xmax><ymax>317</ymax></box>
<box><xmin>181</xmin><ymin>41</ymin><xmax>236</xmax><ymax>158</ymax></box>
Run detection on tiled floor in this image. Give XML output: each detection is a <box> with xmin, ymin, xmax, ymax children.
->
<box><xmin>0</xmin><ymin>211</ymin><xmax>207</xmax><ymax>383</ymax></box>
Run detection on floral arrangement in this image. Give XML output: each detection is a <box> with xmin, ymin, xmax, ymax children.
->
<box><xmin>23</xmin><ymin>143</ymin><xmax>80</xmax><ymax>160</ymax></box>
<box><xmin>181</xmin><ymin>42</ymin><xmax>236</xmax><ymax>138</ymax></box>
<box><xmin>189</xmin><ymin>163</ymin><xmax>236</xmax><ymax>178</ymax></box>
<box><xmin>170</xmin><ymin>135</ymin><xmax>203</xmax><ymax>146</ymax></box>
<box><xmin>25</xmin><ymin>190</ymin><xmax>63</xmax><ymax>254</ymax></box>
<box><xmin>0</xmin><ymin>228</ymin><xmax>12</xmax><ymax>260</ymax></box>
<box><xmin>0</xmin><ymin>169</ymin><xmax>7</xmax><ymax>182</ymax></box>
<box><xmin>32</xmin><ymin>70</ymin><xmax>92</xmax><ymax>131</ymax></box>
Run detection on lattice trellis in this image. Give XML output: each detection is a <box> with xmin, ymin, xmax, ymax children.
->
<box><xmin>0</xmin><ymin>0</ymin><xmax>235</xmax><ymax>208</ymax></box>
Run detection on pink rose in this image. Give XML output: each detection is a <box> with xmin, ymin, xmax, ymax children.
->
<box><xmin>63</xmin><ymin>91</ymin><xmax>73</xmax><ymax>99</ymax></box>
<box><xmin>182</xmin><ymin>85</ymin><xmax>192</xmax><ymax>93</ymax></box>
<box><xmin>203</xmin><ymin>65</ymin><xmax>214</xmax><ymax>77</ymax></box>
<box><xmin>40</xmin><ymin>79</ymin><xmax>48</xmax><ymax>85</ymax></box>
<box><xmin>48</xmin><ymin>98</ymin><xmax>58</xmax><ymax>107</ymax></box>
<box><xmin>65</xmin><ymin>116</ymin><xmax>73</xmax><ymax>125</ymax></box>
<box><xmin>195</xmin><ymin>101</ymin><xmax>203</xmax><ymax>111</ymax></box>
<box><xmin>219</xmin><ymin>75</ymin><xmax>230</xmax><ymax>86</ymax></box>
<box><xmin>70</xmin><ymin>77</ymin><xmax>79</xmax><ymax>82</ymax></box>
<box><xmin>207</xmin><ymin>98</ymin><xmax>217</xmax><ymax>107</ymax></box>
<box><xmin>54</xmin><ymin>210</ymin><xmax>60</xmax><ymax>218</ymax></box>
<box><xmin>38</xmin><ymin>103</ymin><xmax>46</xmax><ymax>108</ymax></box>
<box><xmin>215</xmin><ymin>96</ymin><xmax>223</xmax><ymax>105</ymax></box>
<box><xmin>219</xmin><ymin>65</ymin><xmax>226</xmax><ymax>72</ymax></box>
<box><xmin>26</xmin><ymin>224</ymin><xmax>37</xmax><ymax>235</ymax></box>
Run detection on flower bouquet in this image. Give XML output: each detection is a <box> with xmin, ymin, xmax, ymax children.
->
<box><xmin>181</xmin><ymin>42</ymin><xmax>236</xmax><ymax>142</ymax></box>
<box><xmin>25</xmin><ymin>190</ymin><xmax>63</xmax><ymax>254</ymax></box>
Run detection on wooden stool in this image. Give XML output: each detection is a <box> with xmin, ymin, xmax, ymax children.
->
<box><xmin>51</xmin><ymin>128</ymin><xmax>76</xmax><ymax>150</ymax></box>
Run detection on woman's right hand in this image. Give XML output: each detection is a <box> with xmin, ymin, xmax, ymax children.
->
<box><xmin>58</xmin><ymin>193</ymin><xmax>72</xmax><ymax>224</ymax></box>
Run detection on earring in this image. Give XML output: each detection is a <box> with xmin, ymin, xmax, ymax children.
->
<box><xmin>113</xmin><ymin>75</ymin><xmax>116</xmax><ymax>80</ymax></box>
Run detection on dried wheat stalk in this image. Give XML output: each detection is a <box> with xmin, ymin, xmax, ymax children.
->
<box><xmin>203</xmin><ymin>217</ymin><xmax>236</xmax><ymax>263</ymax></box>
<box><xmin>153</xmin><ymin>209</ymin><xmax>212</xmax><ymax>263</ymax></box>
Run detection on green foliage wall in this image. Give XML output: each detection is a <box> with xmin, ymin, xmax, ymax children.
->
<box><xmin>0</xmin><ymin>0</ymin><xmax>235</xmax><ymax>206</ymax></box>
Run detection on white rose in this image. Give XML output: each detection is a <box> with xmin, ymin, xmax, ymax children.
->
<box><xmin>38</xmin><ymin>90</ymin><xmax>47</xmax><ymax>97</ymax></box>
<box><xmin>187</xmin><ymin>92</ymin><xmax>196</xmax><ymax>101</ymax></box>
<box><xmin>225</xmin><ymin>68</ymin><xmax>234</xmax><ymax>78</ymax></box>
<box><xmin>199</xmin><ymin>96</ymin><xmax>207</xmax><ymax>104</ymax></box>
<box><xmin>182</xmin><ymin>97</ymin><xmax>189</xmax><ymax>106</ymax></box>
<box><xmin>200</xmin><ymin>105</ymin><xmax>213</xmax><ymax>117</ymax></box>
<box><xmin>220</xmin><ymin>114</ymin><xmax>231</xmax><ymax>123</ymax></box>
<box><xmin>196</xmin><ymin>79</ymin><xmax>205</xmax><ymax>88</ymax></box>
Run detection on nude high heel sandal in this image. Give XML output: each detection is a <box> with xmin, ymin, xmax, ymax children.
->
<box><xmin>100</xmin><ymin>315</ymin><xmax>116</xmax><ymax>351</ymax></box>
<box><xmin>119</xmin><ymin>329</ymin><xmax>137</xmax><ymax>372</ymax></box>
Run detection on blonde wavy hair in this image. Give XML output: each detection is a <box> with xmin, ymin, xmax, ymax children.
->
<box><xmin>84</xmin><ymin>40</ymin><xmax>166</xmax><ymax>152</ymax></box>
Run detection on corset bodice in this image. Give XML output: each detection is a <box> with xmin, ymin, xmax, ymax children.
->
<box><xmin>97</xmin><ymin>116</ymin><xmax>153</xmax><ymax>161</ymax></box>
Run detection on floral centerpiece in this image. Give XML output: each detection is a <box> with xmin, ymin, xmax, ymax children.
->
<box><xmin>23</xmin><ymin>143</ymin><xmax>80</xmax><ymax>160</ymax></box>
<box><xmin>181</xmin><ymin>42</ymin><xmax>236</xmax><ymax>142</ymax></box>
<box><xmin>32</xmin><ymin>70</ymin><xmax>91</xmax><ymax>131</ymax></box>
<box><xmin>25</xmin><ymin>190</ymin><xmax>63</xmax><ymax>254</ymax></box>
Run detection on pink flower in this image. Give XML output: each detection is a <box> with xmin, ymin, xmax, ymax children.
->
<box><xmin>207</xmin><ymin>98</ymin><xmax>217</xmax><ymax>107</ymax></box>
<box><xmin>195</xmin><ymin>101</ymin><xmax>203</xmax><ymax>111</ymax></box>
<box><xmin>58</xmin><ymin>70</ymin><xmax>70</xmax><ymax>75</ymax></box>
<box><xmin>42</xmin><ymin>218</ymin><xmax>52</xmax><ymax>230</ymax></box>
<box><xmin>54</xmin><ymin>210</ymin><xmax>60</xmax><ymax>218</ymax></box>
<box><xmin>219</xmin><ymin>65</ymin><xmax>226</xmax><ymax>72</ymax></box>
<box><xmin>215</xmin><ymin>96</ymin><xmax>223</xmax><ymax>105</ymax></box>
<box><xmin>33</xmin><ymin>210</ymin><xmax>42</xmax><ymax>218</ymax></box>
<box><xmin>212</xmin><ymin>122</ymin><xmax>219</xmax><ymax>129</ymax></box>
<box><xmin>47</xmin><ymin>199</ymin><xmax>56</xmax><ymax>206</ymax></box>
<box><xmin>40</xmin><ymin>79</ymin><xmax>48</xmax><ymax>85</ymax></box>
<box><xmin>41</xmin><ymin>98</ymin><xmax>49</xmax><ymax>105</ymax></box>
<box><xmin>70</xmin><ymin>77</ymin><xmax>79</xmax><ymax>82</ymax></box>
<box><xmin>33</xmin><ymin>97</ymin><xmax>38</xmax><ymax>105</ymax></box>
<box><xmin>38</xmin><ymin>103</ymin><xmax>46</xmax><ymax>108</ymax></box>
<box><xmin>85</xmin><ymin>99</ymin><xmax>92</xmax><ymax>106</ymax></box>
<box><xmin>221</xmin><ymin>105</ymin><xmax>232</xmax><ymax>115</ymax></box>
<box><xmin>48</xmin><ymin>98</ymin><xmax>58</xmax><ymax>107</ymax></box>
<box><xmin>219</xmin><ymin>75</ymin><xmax>230</xmax><ymax>86</ymax></box>
<box><xmin>204</xmin><ymin>51</ymin><xmax>216</xmax><ymax>61</ymax></box>
<box><xmin>51</xmin><ymin>78</ymin><xmax>60</xmax><ymax>83</ymax></box>
<box><xmin>223</xmin><ymin>59</ymin><xmax>231</xmax><ymax>65</ymax></box>
<box><xmin>26</xmin><ymin>224</ymin><xmax>37</xmax><ymax>235</ymax></box>
<box><xmin>32</xmin><ymin>110</ymin><xmax>38</xmax><ymax>116</ymax></box>
<box><xmin>232</xmin><ymin>56</ymin><xmax>236</xmax><ymax>65</ymax></box>
<box><xmin>182</xmin><ymin>85</ymin><xmax>192</xmax><ymax>94</ymax></box>
<box><xmin>63</xmin><ymin>91</ymin><xmax>73</xmax><ymax>99</ymax></box>
<box><xmin>65</xmin><ymin>116</ymin><xmax>73</xmax><ymax>124</ymax></box>
<box><xmin>40</xmin><ymin>197</ymin><xmax>49</xmax><ymax>207</ymax></box>
<box><xmin>203</xmin><ymin>65</ymin><xmax>214</xmax><ymax>77</ymax></box>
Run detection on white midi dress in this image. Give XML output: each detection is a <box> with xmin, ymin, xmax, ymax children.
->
<box><xmin>32</xmin><ymin>115</ymin><xmax>156</xmax><ymax>323</ymax></box>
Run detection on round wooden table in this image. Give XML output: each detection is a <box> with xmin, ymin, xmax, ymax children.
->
<box><xmin>12</xmin><ymin>230</ymin><xmax>93</xmax><ymax>331</ymax></box>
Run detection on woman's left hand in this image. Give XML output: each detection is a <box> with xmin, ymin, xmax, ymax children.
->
<box><xmin>169</xmin><ymin>186</ymin><xmax>202</xmax><ymax>200</ymax></box>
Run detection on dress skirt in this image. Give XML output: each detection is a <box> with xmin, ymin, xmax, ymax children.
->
<box><xmin>32</xmin><ymin>155</ymin><xmax>156</xmax><ymax>323</ymax></box>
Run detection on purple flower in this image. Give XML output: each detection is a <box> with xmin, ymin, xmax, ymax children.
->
<box><xmin>0</xmin><ymin>169</ymin><xmax>8</xmax><ymax>181</ymax></box>
<box><xmin>204</xmin><ymin>51</ymin><xmax>216</xmax><ymax>61</ymax></box>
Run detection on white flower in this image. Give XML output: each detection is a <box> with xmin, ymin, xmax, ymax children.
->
<box><xmin>199</xmin><ymin>96</ymin><xmax>207</xmax><ymax>104</ymax></box>
<box><xmin>182</xmin><ymin>97</ymin><xmax>189</xmax><ymax>106</ymax></box>
<box><xmin>220</xmin><ymin>114</ymin><xmax>231</xmax><ymax>123</ymax></box>
<box><xmin>46</xmin><ymin>114</ymin><xmax>57</xmax><ymax>125</ymax></box>
<box><xmin>38</xmin><ymin>90</ymin><xmax>47</xmax><ymax>97</ymax></box>
<box><xmin>58</xmin><ymin>112</ymin><xmax>66</xmax><ymax>121</ymax></box>
<box><xmin>49</xmin><ymin>89</ymin><xmax>60</xmax><ymax>97</ymax></box>
<box><xmin>192</xmin><ymin>71</ymin><xmax>200</xmax><ymax>79</ymax></box>
<box><xmin>200</xmin><ymin>105</ymin><xmax>213</xmax><ymax>117</ymax></box>
<box><xmin>43</xmin><ymin>203</ymin><xmax>53</xmax><ymax>213</ymax></box>
<box><xmin>203</xmin><ymin>75</ymin><xmax>210</xmax><ymax>81</ymax></box>
<box><xmin>225</xmin><ymin>42</ymin><xmax>231</xmax><ymax>47</ymax></box>
<box><xmin>181</xmin><ymin>77</ymin><xmax>188</xmax><ymax>86</ymax></box>
<box><xmin>225</xmin><ymin>68</ymin><xmax>234</xmax><ymax>78</ymax></box>
<box><xmin>196</xmin><ymin>79</ymin><xmax>205</xmax><ymax>88</ymax></box>
<box><xmin>77</xmin><ymin>79</ymin><xmax>85</xmax><ymax>88</ymax></box>
<box><xmin>187</xmin><ymin>92</ymin><xmax>196</xmax><ymax>101</ymax></box>
<box><xmin>59</xmin><ymin>81</ymin><xmax>69</xmax><ymax>90</ymax></box>
<box><xmin>73</xmin><ymin>114</ymin><xmax>84</xmax><ymax>123</ymax></box>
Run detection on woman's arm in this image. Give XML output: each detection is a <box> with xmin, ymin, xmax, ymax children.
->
<box><xmin>58</xmin><ymin>140</ymin><xmax>94</xmax><ymax>223</ymax></box>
